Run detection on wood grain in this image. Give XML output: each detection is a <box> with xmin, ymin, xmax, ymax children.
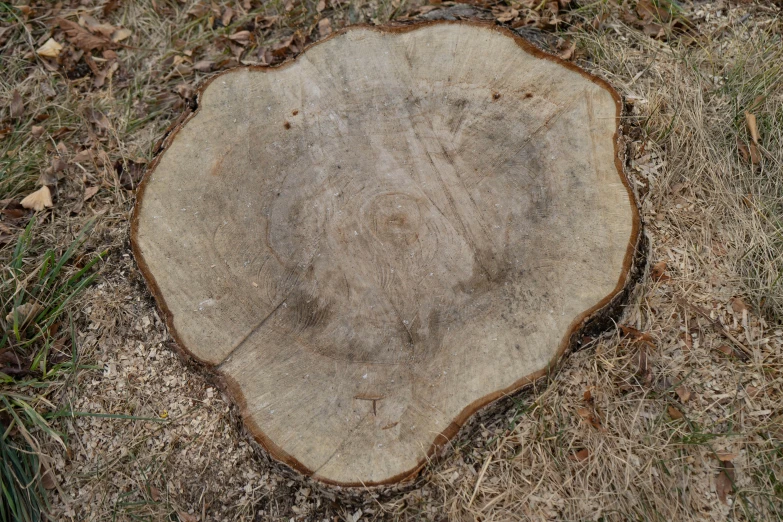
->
<box><xmin>132</xmin><ymin>21</ymin><xmax>640</xmax><ymax>486</ymax></box>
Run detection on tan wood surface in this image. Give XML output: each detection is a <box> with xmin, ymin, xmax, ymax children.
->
<box><xmin>132</xmin><ymin>21</ymin><xmax>639</xmax><ymax>486</ymax></box>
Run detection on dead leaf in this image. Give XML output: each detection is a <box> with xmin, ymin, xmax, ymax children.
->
<box><xmin>716</xmin><ymin>461</ymin><xmax>735</xmax><ymax>504</ymax></box>
<box><xmin>496</xmin><ymin>8</ymin><xmax>519</xmax><ymax>23</ymax></box>
<box><xmin>31</xmin><ymin>125</ymin><xmax>44</xmax><ymax>139</ymax></box>
<box><xmin>730</xmin><ymin>297</ymin><xmax>747</xmax><ymax>314</ymax></box>
<box><xmin>14</xmin><ymin>4</ymin><xmax>32</xmax><ymax>16</ymax></box>
<box><xmin>650</xmin><ymin>260</ymin><xmax>670</xmax><ymax>282</ymax></box>
<box><xmin>568</xmin><ymin>448</ymin><xmax>589</xmax><ymax>462</ymax></box>
<box><xmin>116</xmin><ymin>159</ymin><xmax>146</xmax><ymax>190</ymax></box>
<box><xmin>620</xmin><ymin>325</ymin><xmax>654</xmax><ymax>343</ymax></box>
<box><xmin>229</xmin><ymin>30</ymin><xmax>252</xmax><ymax>45</ymax></box>
<box><xmin>103</xmin><ymin>0</ymin><xmax>121</xmax><ymax>16</ymax></box>
<box><xmin>745</xmin><ymin>112</ymin><xmax>759</xmax><ymax>144</ymax></box>
<box><xmin>316</xmin><ymin>0</ymin><xmax>326</xmax><ymax>12</ymax></box>
<box><xmin>20</xmin><ymin>186</ymin><xmax>53</xmax><ymax>211</ymax></box>
<box><xmin>675</xmin><ymin>385</ymin><xmax>691</xmax><ymax>403</ymax></box>
<box><xmin>52</xmin><ymin>156</ymin><xmax>68</xmax><ymax>174</ymax></box>
<box><xmin>10</xmin><ymin>90</ymin><xmax>23</xmax><ymax>119</ymax></box>
<box><xmin>84</xmin><ymin>186</ymin><xmax>99</xmax><ymax>201</ymax></box>
<box><xmin>111</xmin><ymin>28</ymin><xmax>132</xmax><ymax>42</ymax></box>
<box><xmin>175</xmin><ymin>83</ymin><xmax>194</xmax><ymax>101</ymax></box>
<box><xmin>714</xmin><ymin>344</ymin><xmax>733</xmax><ymax>356</ymax></box>
<box><xmin>318</xmin><ymin>18</ymin><xmax>332</xmax><ymax>38</ymax></box>
<box><xmin>222</xmin><ymin>6</ymin><xmax>234</xmax><ymax>26</ymax></box>
<box><xmin>5</xmin><ymin>302</ymin><xmax>43</xmax><ymax>328</ymax></box>
<box><xmin>177</xmin><ymin>511</ymin><xmax>197</xmax><ymax>522</ymax></box>
<box><xmin>150</xmin><ymin>486</ymin><xmax>161</xmax><ymax>501</ymax></box>
<box><xmin>737</xmin><ymin>137</ymin><xmax>750</xmax><ymax>162</ymax></box>
<box><xmin>41</xmin><ymin>468</ymin><xmax>56</xmax><ymax>490</ymax></box>
<box><xmin>558</xmin><ymin>41</ymin><xmax>576</xmax><ymax>61</ymax></box>
<box><xmin>667</xmin><ymin>405</ymin><xmax>684</xmax><ymax>420</ymax></box>
<box><xmin>642</xmin><ymin>22</ymin><xmax>665</xmax><ymax>38</ymax></box>
<box><xmin>72</xmin><ymin>149</ymin><xmax>93</xmax><ymax>163</ymax></box>
<box><xmin>749</xmin><ymin>142</ymin><xmax>761</xmax><ymax>165</ymax></box>
<box><xmin>637</xmin><ymin>0</ymin><xmax>672</xmax><ymax>23</ymax></box>
<box><xmin>56</xmin><ymin>17</ymin><xmax>115</xmax><ymax>52</ymax></box>
<box><xmin>576</xmin><ymin>407</ymin><xmax>605</xmax><ymax>431</ymax></box>
<box><xmin>638</xmin><ymin>342</ymin><xmax>649</xmax><ymax>369</ymax></box>
<box><xmin>37</xmin><ymin>38</ymin><xmax>63</xmax><ymax>58</ymax></box>
<box><xmin>716</xmin><ymin>451</ymin><xmax>738</xmax><ymax>462</ymax></box>
<box><xmin>193</xmin><ymin>60</ymin><xmax>214</xmax><ymax>72</ymax></box>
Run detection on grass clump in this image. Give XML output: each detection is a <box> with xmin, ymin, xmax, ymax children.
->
<box><xmin>0</xmin><ymin>218</ymin><xmax>104</xmax><ymax>521</ymax></box>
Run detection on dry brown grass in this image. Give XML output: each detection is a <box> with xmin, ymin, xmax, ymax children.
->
<box><xmin>1</xmin><ymin>0</ymin><xmax>782</xmax><ymax>520</ymax></box>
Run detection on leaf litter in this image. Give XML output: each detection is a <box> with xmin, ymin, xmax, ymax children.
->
<box><xmin>0</xmin><ymin>0</ymin><xmax>781</xmax><ymax>521</ymax></box>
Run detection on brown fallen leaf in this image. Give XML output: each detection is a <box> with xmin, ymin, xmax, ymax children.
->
<box><xmin>111</xmin><ymin>28</ymin><xmax>132</xmax><ymax>43</ymax></box>
<box><xmin>318</xmin><ymin>18</ymin><xmax>332</xmax><ymax>38</ymax></box>
<box><xmin>222</xmin><ymin>6</ymin><xmax>234</xmax><ymax>26</ymax></box>
<box><xmin>57</xmin><ymin>17</ymin><xmax>116</xmax><ymax>52</ymax></box>
<box><xmin>730</xmin><ymin>296</ymin><xmax>748</xmax><ymax>314</ymax></box>
<box><xmin>642</xmin><ymin>22</ymin><xmax>665</xmax><ymax>39</ymax></box>
<box><xmin>496</xmin><ymin>8</ymin><xmax>519</xmax><ymax>23</ymax></box>
<box><xmin>316</xmin><ymin>0</ymin><xmax>327</xmax><ymax>12</ymax></box>
<box><xmin>84</xmin><ymin>186</ymin><xmax>100</xmax><ymax>201</ymax></box>
<box><xmin>620</xmin><ymin>325</ymin><xmax>654</xmax><ymax>343</ymax></box>
<box><xmin>5</xmin><ymin>302</ymin><xmax>43</xmax><ymax>328</ymax></box>
<box><xmin>576</xmin><ymin>407</ymin><xmax>606</xmax><ymax>431</ymax></box>
<box><xmin>150</xmin><ymin>485</ymin><xmax>161</xmax><ymax>502</ymax></box>
<box><xmin>716</xmin><ymin>461</ymin><xmax>735</xmax><ymax>504</ymax></box>
<box><xmin>14</xmin><ymin>4</ymin><xmax>32</xmax><ymax>16</ymax></box>
<box><xmin>679</xmin><ymin>330</ymin><xmax>692</xmax><ymax>351</ymax></box>
<box><xmin>636</xmin><ymin>344</ymin><xmax>649</xmax><ymax>377</ymax></box>
<box><xmin>749</xmin><ymin>142</ymin><xmax>761</xmax><ymax>165</ymax></box>
<box><xmin>568</xmin><ymin>448</ymin><xmax>590</xmax><ymax>462</ymax></box>
<box><xmin>737</xmin><ymin>137</ymin><xmax>750</xmax><ymax>162</ymax></box>
<box><xmin>636</xmin><ymin>0</ymin><xmax>672</xmax><ymax>23</ymax></box>
<box><xmin>10</xmin><ymin>89</ymin><xmax>23</xmax><ymax>119</ymax></box>
<box><xmin>103</xmin><ymin>0</ymin><xmax>121</xmax><ymax>16</ymax></box>
<box><xmin>583</xmin><ymin>388</ymin><xmax>592</xmax><ymax>403</ymax></box>
<box><xmin>745</xmin><ymin>112</ymin><xmax>759</xmax><ymax>144</ymax></box>
<box><xmin>716</xmin><ymin>451</ymin><xmax>738</xmax><ymax>462</ymax></box>
<box><xmin>52</xmin><ymin>155</ymin><xmax>68</xmax><ymax>174</ymax></box>
<box><xmin>675</xmin><ymin>385</ymin><xmax>691</xmax><ymax>403</ymax></box>
<box><xmin>650</xmin><ymin>260</ymin><xmax>670</xmax><ymax>282</ymax></box>
<box><xmin>20</xmin><ymin>186</ymin><xmax>53</xmax><ymax>211</ymax></box>
<box><xmin>558</xmin><ymin>41</ymin><xmax>576</xmax><ymax>61</ymax></box>
<box><xmin>229</xmin><ymin>30</ymin><xmax>252</xmax><ymax>45</ymax></box>
<box><xmin>37</xmin><ymin>38</ymin><xmax>63</xmax><ymax>58</ymax></box>
<box><xmin>177</xmin><ymin>511</ymin><xmax>197</xmax><ymax>522</ymax></box>
<box><xmin>31</xmin><ymin>125</ymin><xmax>45</xmax><ymax>139</ymax></box>
<box><xmin>193</xmin><ymin>60</ymin><xmax>214</xmax><ymax>72</ymax></box>
<box><xmin>72</xmin><ymin>149</ymin><xmax>94</xmax><ymax>163</ymax></box>
<box><xmin>667</xmin><ymin>405</ymin><xmax>684</xmax><ymax>420</ymax></box>
<box><xmin>41</xmin><ymin>468</ymin><xmax>56</xmax><ymax>490</ymax></box>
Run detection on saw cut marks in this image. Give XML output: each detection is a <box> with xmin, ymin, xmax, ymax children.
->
<box><xmin>132</xmin><ymin>21</ymin><xmax>639</xmax><ymax>486</ymax></box>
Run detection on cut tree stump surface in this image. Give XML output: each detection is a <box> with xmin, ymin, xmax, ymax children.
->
<box><xmin>132</xmin><ymin>21</ymin><xmax>639</xmax><ymax>486</ymax></box>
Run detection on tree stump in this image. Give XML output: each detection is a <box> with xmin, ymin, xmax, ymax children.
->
<box><xmin>132</xmin><ymin>21</ymin><xmax>640</xmax><ymax>486</ymax></box>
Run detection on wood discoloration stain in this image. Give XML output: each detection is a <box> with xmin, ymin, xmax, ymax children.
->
<box><xmin>132</xmin><ymin>21</ymin><xmax>640</xmax><ymax>487</ymax></box>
